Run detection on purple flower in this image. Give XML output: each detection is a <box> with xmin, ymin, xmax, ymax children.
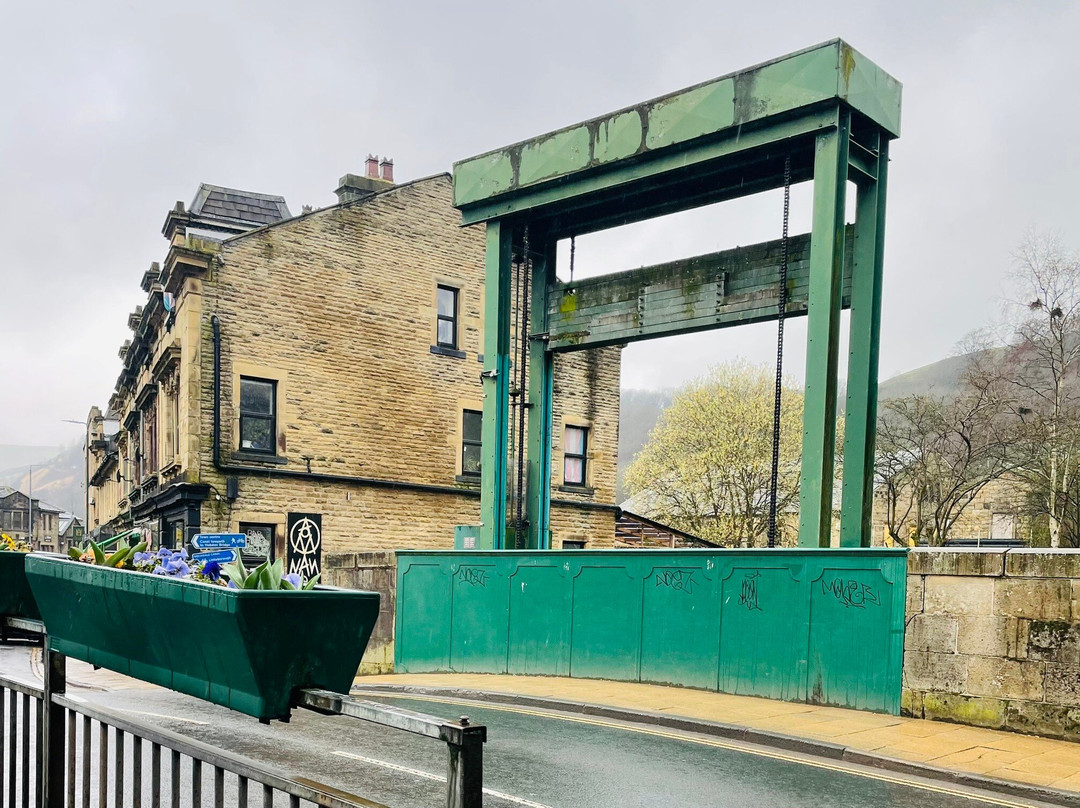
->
<box><xmin>202</xmin><ymin>561</ymin><xmax>222</xmax><ymax>581</ymax></box>
<box><xmin>153</xmin><ymin>565</ymin><xmax>168</xmax><ymax>575</ymax></box>
<box><xmin>284</xmin><ymin>573</ymin><xmax>302</xmax><ymax>589</ymax></box>
<box><xmin>133</xmin><ymin>552</ymin><xmax>152</xmax><ymax>564</ymax></box>
<box><xmin>227</xmin><ymin>580</ymin><xmax>239</xmax><ymax>589</ymax></box>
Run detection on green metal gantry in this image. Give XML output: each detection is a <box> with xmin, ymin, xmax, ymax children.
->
<box><xmin>454</xmin><ymin>39</ymin><xmax>901</xmax><ymax>549</ymax></box>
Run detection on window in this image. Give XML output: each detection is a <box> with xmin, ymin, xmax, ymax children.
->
<box><xmin>562</xmin><ymin>539</ymin><xmax>586</xmax><ymax>549</ymax></box>
<box><xmin>436</xmin><ymin>285</ymin><xmax>458</xmax><ymax>349</ymax></box>
<box><xmin>563</xmin><ymin>425</ymin><xmax>588</xmax><ymax>486</ymax></box>
<box><xmin>461</xmin><ymin>410</ymin><xmax>482</xmax><ymax>477</ymax></box>
<box><xmin>240</xmin><ymin>523</ymin><xmax>274</xmax><ymax>565</ymax></box>
<box><xmin>239</xmin><ymin>377</ymin><xmax>276</xmax><ymax>453</ymax></box>
<box><xmin>144</xmin><ymin>399</ymin><xmax>158</xmax><ymax>474</ymax></box>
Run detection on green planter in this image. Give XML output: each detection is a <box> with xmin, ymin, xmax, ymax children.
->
<box><xmin>0</xmin><ymin>551</ymin><xmax>40</xmax><ymax>621</ymax></box>
<box><xmin>25</xmin><ymin>555</ymin><xmax>380</xmax><ymax>720</ymax></box>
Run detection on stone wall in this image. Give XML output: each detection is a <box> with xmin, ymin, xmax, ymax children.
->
<box><xmin>904</xmin><ymin>548</ymin><xmax>1080</xmax><ymax>740</ymax></box>
<box><xmin>323</xmin><ymin>551</ymin><xmax>397</xmax><ymax>674</ymax></box>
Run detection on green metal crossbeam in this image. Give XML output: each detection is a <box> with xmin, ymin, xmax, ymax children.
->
<box><xmin>547</xmin><ymin>230</ymin><xmax>855</xmax><ymax>352</ymax></box>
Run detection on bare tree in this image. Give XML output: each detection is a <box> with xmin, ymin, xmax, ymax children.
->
<box><xmin>996</xmin><ymin>230</ymin><xmax>1080</xmax><ymax>547</ymax></box>
<box><xmin>876</xmin><ymin>379</ymin><xmax>1020</xmax><ymax>544</ymax></box>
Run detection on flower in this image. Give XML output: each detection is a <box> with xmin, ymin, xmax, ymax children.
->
<box><xmin>202</xmin><ymin>561</ymin><xmax>222</xmax><ymax>581</ymax></box>
<box><xmin>284</xmin><ymin>573</ymin><xmax>302</xmax><ymax>589</ymax></box>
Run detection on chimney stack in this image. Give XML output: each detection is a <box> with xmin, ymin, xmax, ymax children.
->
<box><xmin>335</xmin><ymin>154</ymin><xmax>397</xmax><ymax>205</ymax></box>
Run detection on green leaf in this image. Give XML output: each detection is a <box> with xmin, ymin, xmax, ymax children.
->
<box><xmin>67</xmin><ymin>547</ymin><xmax>82</xmax><ymax>560</ymax></box>
<box><xmin>266</xmin><ymin>558</ymin><xmax>283</xmax><ymax>591</ymax></box>
<box><xmin>243</xmin><ymin>566</ymin><xmax>265</xmax><ymax>589</ymax></box>
<box><xmin>280</xmin><ymin>577</ymin><xmax>296</xmax><ymax>590</ymax></box>
<box><xmin>303</xmin><ymin>574</ymin><xmax>321</xmax><ymax>590</ymax></box>
<box><xmin>90</xmin><ymin>541</ymin><xmax>106</xmax><ymax>565</ymax></box>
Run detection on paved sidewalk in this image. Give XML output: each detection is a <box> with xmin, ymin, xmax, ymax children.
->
<box><xmin>358</xmin><ymin>673</ymin><xmax>1080</xmax><ymax>795</ymax></box>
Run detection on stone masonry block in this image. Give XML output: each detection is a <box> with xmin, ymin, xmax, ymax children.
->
<box><xmin>922</xmin><ymin>691</ymin><xmax>1006</xmax><ymax>729</ymax></box>
<box><xmin>995</xmin><ymin>578</ymin><xmax>1073</xmax><ymax>620</ymax></box>
<box><xmin>1043</xmin><ymin>663</ymin><xmax>1080</xmax><ymax>707</ymax></box>
<box><xmin>901</xmin><ymin>688</ymin><xmax>924</xmax><ymax>718</ymax></box>
<box><xmin>324</xmin><ymin>552</ymin><xmax>358</xmax><ymax>569</ymax></box>
<box><xmin>903</xmin><ymin>650</ymin><xmax>968</xmax><ymax>692</ymax></box>
<box><xmin>1005</xmin><ymin>548</ymin><xmax>1080</xmax><ymax>578</ymax></box>
<box><xmin>906</xmin><ymin>575</ymin><xmax>924</xmax><ymax>617</ymax></box>
<box><xmin>908</xmin><ymin>548</ymin><xmax>1005</xmax><ymax>577</ymax></box>
<box><xmin>1006</xmin><ymin>699</ymin><xmax>1080</xmax><ymax>741</ymax></box>
<box><xmin>905</xmin><ymin>613</ymin><xmax>958</xmax><ymax>653</ymax></box>
<box><xmin>956</xmin><ymin>616</ymin><xmax>1015</xmax><ymax>658</ymax></box>
<box><xmin>923</xmin><ymin>575</ymin><xmax>994</xmax><ymax>616</ymax></box>
<box><xmin>965</xmin><ymin>656</ymin><xmax>1044</xmax><ymax>701</ymax></box>
<box><xmin>1073</xmin><ymin>580</ymin><xmax>1080</xmax><ymax>622</ymax></box>
<box><xmin>1026</xmin><ymin>621</ymin><xmax>1080</xmax><ymax>665</ymax></box>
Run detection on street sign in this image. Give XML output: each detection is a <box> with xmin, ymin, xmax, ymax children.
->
<box><xmin>192</xmin><ymin>549</ymin><xmax>237</xmax><ymax>565</ymax></box>
<box><xmin>191</xmin><ymin>533</ymin><xmax>247</xmax><ymax>550</ymax></box>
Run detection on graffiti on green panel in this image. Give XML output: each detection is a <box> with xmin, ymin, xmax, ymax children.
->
<box><xmin>395</xmin><ymin>549</ymin><xmax>907</xmax><ymax>714</ymax></box>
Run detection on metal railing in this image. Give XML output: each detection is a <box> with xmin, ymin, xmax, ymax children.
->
<box><xmin>1</xmin><ymin>619</ymin><xmax>485</xmax><ymax>808</ymax></box>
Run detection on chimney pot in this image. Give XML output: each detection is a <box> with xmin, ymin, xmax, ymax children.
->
<box><xmin>365</xmin><ymin>155</ymin><xmax>379</xmax><ymax>179</ymax></box>
<box><xmin>379</xmin><ymin>158</ymin><xmax>394</xmax><ymax>183</ymax></box>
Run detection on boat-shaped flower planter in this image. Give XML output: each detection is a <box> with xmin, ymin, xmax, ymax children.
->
<box><xmin>25</xmin><ymin>554</ymin><xmax>380</xmax><ymax>721</ymax></box>
<box><xmin>0</xmin><ymin>550</ymin><xmax>40</xmax><ymax>621</ymax></box>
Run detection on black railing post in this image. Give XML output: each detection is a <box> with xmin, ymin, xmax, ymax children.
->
<box><xmin>41</xmin><ymin>641</ymin><xmax>67</xmax><ymax>808</ymax></box>
<box><xmin>443</xmin><ymin>719</ymin><xmax>485</xmax><ymax>808</ymax></box>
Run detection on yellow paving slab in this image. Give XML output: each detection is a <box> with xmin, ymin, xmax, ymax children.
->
<box><xmin>358</xmin><ymin>673</ymin><xmax>1080</xmax><ymax>794</ymax></box>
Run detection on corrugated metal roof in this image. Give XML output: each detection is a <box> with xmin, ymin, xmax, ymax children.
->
<box><xmin>189</xmin><ymin>184</ymin><xmax>291</xmax><ymax>227</ymax></box>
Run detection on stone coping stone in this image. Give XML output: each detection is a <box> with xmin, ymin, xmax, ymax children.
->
<box><xmin>909</xmin><ymin>548</ymin><xmax>1080</xmax><ymax>578</ymax></box>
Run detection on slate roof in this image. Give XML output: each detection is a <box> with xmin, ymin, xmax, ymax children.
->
<box><xmin>189</xmin><ymin>184</ymin><xmax>291</xmax><ymax>229</ymax></box>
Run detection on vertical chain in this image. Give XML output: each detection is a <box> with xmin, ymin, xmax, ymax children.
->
<box><xmin>767</xmin><ymin>155</ymin><xmax>792</xmax><ymax>548</ymax></box>
<box><xmin>514</xmin><ymin>226</ymin><xmax>531</xmax><ymax>548</ymax></box>
<box><xmin>569</xmin><ymin>236</ymin><xmax>576</xmax><ymax>286</ymax></box>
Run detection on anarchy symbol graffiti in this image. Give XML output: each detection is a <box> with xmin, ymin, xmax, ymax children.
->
<box><xmin>287</xmin><ymin>512</ymin><xmax>322</xmax><ymax>580</ymax></box>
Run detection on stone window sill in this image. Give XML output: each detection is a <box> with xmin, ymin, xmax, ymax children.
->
<box><xmin>455</xmin><ymin>475</ymin><xmax>481</xmax><ymax>487</ymax></box>
<box><xmin>557</xmin><ymin>484</ymin><xmax>595</xmax><ymax>496</ymax></box>
<box><xmin>232</xmin><ymin>451</ymin><xmax>288</xmax><ymax>465</ymax></box>
<box><xmin>430</xmin><ymin>345</ymin><xmax>466</xmax><ymax>359</ymax></box>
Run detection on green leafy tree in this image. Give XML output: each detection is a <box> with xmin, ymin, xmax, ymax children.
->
<box><xmin>625</xmin><ymin>362</ymin><xmax>804</xmax><ymax>546</ymax></box>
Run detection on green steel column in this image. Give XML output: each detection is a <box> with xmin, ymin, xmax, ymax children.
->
<box><xmin>840</xmin><ymin>138</ymin><xmax>890</xmax><ymax>547</ymax></box>
<box><xmin>481</xmin><ymin>221</ymin><xmax>513</xmax><ymax>550</ymax></box>
<box><xmin>526</xmin><ymin>237</ymin><xmax>555</xmax><ymax>550</ymax></box>
<box><xmin>798</xmin><ymin>111</ymin><xmax>850</xmax><ymax>547</ymax></box>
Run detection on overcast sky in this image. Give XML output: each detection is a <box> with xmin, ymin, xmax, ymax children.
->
<box><xmin>1</xmin><ymin>1</ymin><xmax>1077</xmax><ymax>446</ymax></box>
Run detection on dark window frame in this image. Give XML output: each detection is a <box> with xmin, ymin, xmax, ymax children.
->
<box><xmin>563</xmin><ymin>425</ymin><xmax>589</xmax><ymax>487</ymax></box>
<box><xmin>461</xmin><ymin>409</ymin><xmax>482</xmax><ymax>477</ymax></box>
<box><xmin>239</xmin><ymin>522</ymin><xmax>276</xmax><ymax>564</ymax></box>
<box><xmin>436</xmin><ymin>285</ymin><xmax>459</xmax><ymax>350</ymax></box>
<box><xmin>239</xmin><ymin>376</ymin><xmax>277</xmax><ymax>455</ymax></box>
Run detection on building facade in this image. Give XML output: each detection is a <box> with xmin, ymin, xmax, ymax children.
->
<box><xmin>87</xmin><ymin>166</ymin><xmax>621</xmax><ymax>572</ymax></box>
<box><xmin>0</xmin><ymin>487</ymin><xmax>63</xmax><ymax>551</ymax></box>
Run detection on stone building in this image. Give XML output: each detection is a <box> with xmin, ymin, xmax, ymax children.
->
<box><xmin>0</xmin><ymin>486</ymin><xmax>63</xmax><ymax>551</ymax></box>
<box><xmin>87</xmin><ymin>161</ymin><xmax>621</xmax><ymax>572</ymax></box>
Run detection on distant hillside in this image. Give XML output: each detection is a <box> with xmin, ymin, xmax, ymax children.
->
<box><xmin>618</xmin><ymin>389</ymin><xmax>673</xmax><ymax>501</ymax></box>
<box><xmin>0</xmin><ymin>441</ymin><xmax>85</xmax><ymax>518</ymax></box>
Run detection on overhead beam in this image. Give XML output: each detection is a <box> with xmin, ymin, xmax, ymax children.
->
<box><xmin>547</xmin><ymin>228</ymin><xmax>854</xmax><ymax>352</ymax></box>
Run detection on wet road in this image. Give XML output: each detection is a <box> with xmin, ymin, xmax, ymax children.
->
<box><xmin>0</xmin><ymin>647</ymin><xmax>1065</xmax><ymax>808</ymax></box>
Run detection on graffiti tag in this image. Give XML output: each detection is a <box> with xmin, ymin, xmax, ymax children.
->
<box><xmin>738</xmin><ymin>571</ymin><xmax>762</xmax><ymax>611</ymax></box>
<box><xmin>655</xmin><ymin>569</ymin><xmax>696</xmax><ymax>595</ymax></box>
<box><xmin>821</xmin><ymin>578</ymin><xmax>880</xmax><ymax>609</ymax></box>
<box><xmin>459</xmin><ymin>567</ymin><xmax>488</xmax><ymax>588</ymax></box>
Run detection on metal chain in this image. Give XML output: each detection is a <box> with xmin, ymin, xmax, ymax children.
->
<box><xmin>514</xmin><ymin>226</ymin><xmax>531</xmax><ymax>548</ymax></box>
<box><xmin>767</xmin><ymin>155</ymin><xmax>791</xmax><ymax>548</ymax></box>
<box><xmin>569</xmin><ymin>236</ymin><xmax>576</xmax><ymax>285</ymax></box>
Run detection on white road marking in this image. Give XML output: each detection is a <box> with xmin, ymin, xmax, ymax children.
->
<box><xmin>333</xmin><ymin>750</ymin><xmax>554</xmax><ymax>808</ymax></box>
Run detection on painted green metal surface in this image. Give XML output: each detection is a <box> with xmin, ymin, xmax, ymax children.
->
<box><xmin>840</xmin><ymin>138</ymin><xmax>889</xmax><ymax>547</ymax></box>
<box><xmin>453</xmin><ymin>39</ymin><xmax>900</xmax><ymax>212</ymax></box>
<box><xmin>0</xmin><ymin>551</ymin><xmax>39</xmax><ymax>620</ymax></box>
<box><xmin>547</xmin><ymin>230</ymin><xmax>855</xmax><ymax>352</ymax></box>
<box><xmin>526</xmin><ymin>238</ymin><xmax>555</xmax><ymax>549</ymax></box>
<box><xmin>26</xmin><ymin>555</ymin><xmax>380</xmax><ymax>720</ymax></box>
<box><xmin>798</xmin><ymin>116</ymin><xmax>851</xmax><ymax>547</ymax></box>
<box><xmin>480</xmin><ymin>222</ymin><xmax>513</xmax><ymax>551</ymax></box>
<box><xmin>396</xmin><ymin>549</ymin><xmax>908</xmax><ymax>714</ymax></box>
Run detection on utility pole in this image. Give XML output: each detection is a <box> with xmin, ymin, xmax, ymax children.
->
<box><xmin>27</xmin><ymin>465</ymin><xmax>33</xmax><ymax>549</ymax></box>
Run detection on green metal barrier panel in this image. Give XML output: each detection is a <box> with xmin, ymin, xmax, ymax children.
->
<box><xmin>396</xmin><ymin>548</ymin><xmax>907</xmax><ymax>714</ymax></box>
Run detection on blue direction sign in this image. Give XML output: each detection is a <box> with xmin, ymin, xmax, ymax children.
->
<box><xmin>191</xmin><ymin>533</ymin><xmax>247</xmax><ymax>550</ymax></box>
<box><xmin>192</xmin><ymin>549</ymin><xmax>237</xmax><ymax>565</ymax></box>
